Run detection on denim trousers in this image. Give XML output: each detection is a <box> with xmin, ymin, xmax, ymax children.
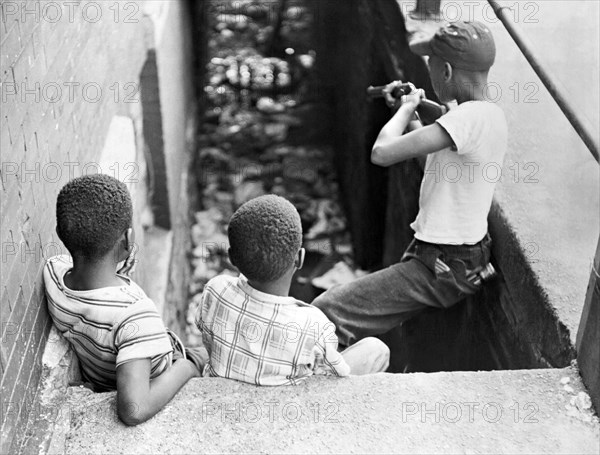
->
<box><xmin>312</xmin><ymin>235</ymin><xmax>492</xmax><ymax>347</ymax></box>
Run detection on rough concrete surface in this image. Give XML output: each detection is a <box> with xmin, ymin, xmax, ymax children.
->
<box><xmin>488</xmin><ymin>1</ymin><xmax>599</xmax><ymax>347</ymax></box>
<box><xmin>58</xmin><ymin>368</ymin><xmax>598</xmax><ymax>454</ymax></box>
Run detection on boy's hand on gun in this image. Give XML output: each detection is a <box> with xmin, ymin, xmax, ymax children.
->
<box><xmin>382</xmin><ymin>81</ymin><xmax>425</xmax><ymax>111</ymax></box>
<box><xmin>402</xmin><ymin>87</ymin><xmax>426</xmax><ymax>109</ymax></box>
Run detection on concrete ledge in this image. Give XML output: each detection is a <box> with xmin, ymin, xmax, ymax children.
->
<box><xmin>19</xmin><ymin>327</ymin><xmax>80</xmax><ymax>455</ymax></box>
<box><xmin>55</xmin><ymin>368</ymin><xmax>598</xmax><ymax>454</ymax></box>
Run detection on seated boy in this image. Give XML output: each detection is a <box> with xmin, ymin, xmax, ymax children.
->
<box><xmin>196</xmin><ymin>195</ymin><xmax>389</xmax><ymax>385</ymax></box>
<box><xmin>313</xmin><ymin>21</ymin><xmax>507</xmax><ymax>347</ymax></box>
<box><xmin>44</xmin><ymin>174</ymin><xmax>204</xmax><ymax>425</ymax></box>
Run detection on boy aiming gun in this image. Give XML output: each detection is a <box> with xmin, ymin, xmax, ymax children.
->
<box><xmin>313</xmin><ymin>21</ymin><xmax>507</xmax><ymax>348</ymax></box>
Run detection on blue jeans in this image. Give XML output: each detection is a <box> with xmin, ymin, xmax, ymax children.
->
<box><xmin>312</xmin><ymin>235</ymin><xmax>492</xmax><ymax>347</ymax></box>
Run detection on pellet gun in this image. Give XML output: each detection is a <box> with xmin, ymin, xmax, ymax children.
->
<box><xmin>367</xmin><ymin>83</ymin><xmax>447</xmax><ymax>125</ymax></box>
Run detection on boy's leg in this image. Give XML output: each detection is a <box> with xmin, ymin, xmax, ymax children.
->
<box><xmin>313</xmin><ymin>238</ymin><xmax>490</xmax><ymax>347</ymax></box>
<box><xmin>313</xmin><ymin>258</ymin><xmax>441</xmax><ymax>347</ymax></box>
<box><xmin>341</xmin><ymin>337</ymin><xmax>390</xmax><ymax>374</ymax></box>
<box><xmin>167</xmin><ymin>329</ymin><xmax>209</xmax><ymax>374</ymax></box>
<box><xmin>185</xmin><ymin>346</ymin><xmax>209</xmax><ymax>374</ymax></box>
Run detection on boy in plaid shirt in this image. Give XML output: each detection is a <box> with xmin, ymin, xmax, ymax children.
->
<box><xmin>196</xmin><ymin>195</ymin><xmax>389</xmax><ymax>385</ymax></box>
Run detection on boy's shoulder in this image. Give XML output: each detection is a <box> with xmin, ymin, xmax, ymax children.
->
<box><xmin>203</xmin><ymin>274</ymin><xmax>328</xmax><ymax>314</ymax></box>
<box><xmin>204</xmin><ymin>273</ymin><xmax>238</xmax><ymax>292</ymax></box>
<box><xmin>447</xmin><ymin>100</ymin><xmax>505</xmax><ymax>117</ymax></box>
<box><xmin>43</xmin><ymin>254</ymin><xmax>153</xmax><ymax>312</ymax></box>
<box><xmin>44</xmin><ymin>254</ymin><xmax>72</xmax><ymax>270</ymax></box>
<box><xmin>43</xmin><ymin>254</ymin><xmax>72</xmax><ymax>288</ymax></box>
<box><xmin>451</xmin><ymin>100</ymin><xmax>506</xmax><ymax>126</ymax></box>
<box><xmin>201</xmin><ymin>273</ymin><xmax>243</xmax><ymax>305</ymax></box>
<box><xmin>201</xmin><ymin>273</ymin><xmax>334</xmax><ymax>337</ymax></box>
<box><xmin>436</xmin><ymin>100</ymin><xmax>507</xmax><ymax>155</ymax></box>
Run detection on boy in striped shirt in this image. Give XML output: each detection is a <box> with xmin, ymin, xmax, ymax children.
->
<box><xmin>44</xmin><ymin>174</ymin><xmax>203</xmax><ymax>425</ymax></box>
<box><xmin>196</xmin><ymin>195</ymin><xmax>390</xmax><ymax>385</ymax></box>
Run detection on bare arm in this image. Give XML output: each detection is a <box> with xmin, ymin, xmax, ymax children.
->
<box><xmin>314</xmin><ymin>321</ymin><xmax>350</xmax><ymax>377</ymax></box>
<box><xmin>371</xmin><ymin>92</ymin><xmax>454</xmax><ymax>167</ymax></box>
<box><xmin>407</xmin><ymin>118</ymin><xmax>427</xmax><ymax>170</ymax></box>
<box><xmin>116</xmin><ymin>358</ymin><xmax>199</xmax><ymax>426</ymax></box>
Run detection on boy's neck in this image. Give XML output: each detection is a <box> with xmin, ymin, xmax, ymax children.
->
<box><xmin>247</xmin><ymin>274</ymin><xmax>293</xmax><ymax>298</ymax></box>
<box><xmin>454</xmin><ymin>72</ymin><xmax>489</xmax><ymax>104</ymax></box>
<box><xmin>65</xmin><ymin>255</ymin><xmax>126</xmax><ymax>291</ymax></box>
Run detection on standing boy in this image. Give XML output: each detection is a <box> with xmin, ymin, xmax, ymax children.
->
<box><xmin>313</xmin><ymin>21</ymin><xmax>508</xmax><ymax>347</ymax></box>
<box><xmin>44</xmin><ymin>174</ymin><xmax>204</xmax><ymax>425</ymax></box>
<box><xmin>196</xmin><ymin>195</ymin><xmax>389</xmax><ymax>385</ymax></box>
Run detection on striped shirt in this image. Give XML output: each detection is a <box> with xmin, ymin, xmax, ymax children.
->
<box><xmin>43</xmin><ymin>255</ymin><xmax>173</xmax><ymax>391</ymax></box>
<box><xmin>196</xmin><ymin>274</ymin><xmax>350</xmax><ymax>386</ymax></box>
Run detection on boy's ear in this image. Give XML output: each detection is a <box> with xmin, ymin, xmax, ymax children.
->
<box><xmin>124</xmin><ymin>228</ymin><xmax>134</xmax><ymax>252</ymax></box>
<box><xmin>443</xmin><ymin>62</ymin><xmax>453</xmax><ymax>82</ymax></box>
<box><xmin>295</xmin><ymin>248</ymin><xmax>305</xmax><ymax>271</ymax></box>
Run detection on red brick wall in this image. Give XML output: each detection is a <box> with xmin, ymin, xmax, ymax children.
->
<box><xmin>0</xmin><ymin>2</ymin><xmax>196</xmax><ymax>452</ymax></box>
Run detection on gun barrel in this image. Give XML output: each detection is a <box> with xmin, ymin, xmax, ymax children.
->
<box><xmin>366</xmin><ymin>84</ymin><xmax>412</xmax><ymax>99</ymax></box>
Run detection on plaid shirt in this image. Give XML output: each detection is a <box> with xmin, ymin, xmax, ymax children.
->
<box><xmin>196</xmin><ymin>275</ymin><xmax>350</xmax><ymax>386</ymax></box>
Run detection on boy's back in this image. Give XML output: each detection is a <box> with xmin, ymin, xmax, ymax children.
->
<box><xmin>45</xmin><ymin>174</ymin><xmax>201</xmax><ymax>425</ymax></box>
<box><xmin>196</xmin><ymin>195</ymin><xmax>389</xmax><ymax>385</ymax></box>
<box><xmin>198</xmin><ymin>274</ymin><xmax>350</xmax><ymax>386</ymax></box>
<box><xmin>44</xmin><ymin>255</ymin><xmax>173</xmax><ymax>391</ymax></box>
<box><xmin>414</xmin><ymin>101</ymin><xmax>507</xmax><ymax>244</ymax></box>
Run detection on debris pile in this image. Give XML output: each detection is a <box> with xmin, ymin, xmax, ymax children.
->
<box><xmin>560</xmin><ymin>376</ymin><xmax>596</xmax><ymax>423</ymax></box>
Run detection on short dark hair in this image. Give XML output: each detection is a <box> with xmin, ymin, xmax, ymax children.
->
<box><xmin>228</xmin><ymin>195</ymin><xmax>302</xmax><ymax>282</ymax></box>
<box><xmin>56</xmin><ymin>174</ymin><xmax>133</xmax><ymax>260</ymax></box>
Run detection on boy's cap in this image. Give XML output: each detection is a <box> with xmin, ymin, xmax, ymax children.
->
<box><xmin>410</xmin><ymin>21</ymin><xmax>496</xmax><ymax>71</ymax></box>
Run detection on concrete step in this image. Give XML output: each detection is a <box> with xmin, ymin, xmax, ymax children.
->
<box><xmin>44</xmin><ymin>368</ymin><xmax>598</xmax><ymax>454</ymax></box>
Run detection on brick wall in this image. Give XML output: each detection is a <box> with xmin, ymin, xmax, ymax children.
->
<box><xmin>0</xmin><ymin>1</ymin><xmax>197</xmax><ymax>452</ymax></box>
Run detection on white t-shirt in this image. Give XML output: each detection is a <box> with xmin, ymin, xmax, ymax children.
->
<box><xmin>410</xmin><ymin>101</ymin><xmax>507</xmax><ymax>245</ymax></box>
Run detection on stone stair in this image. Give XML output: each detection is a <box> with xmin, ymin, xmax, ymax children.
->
<box><xmin>33</xmin><ymin>368</ymin><xmax>599</xmax><ymax>454</ymax></box>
